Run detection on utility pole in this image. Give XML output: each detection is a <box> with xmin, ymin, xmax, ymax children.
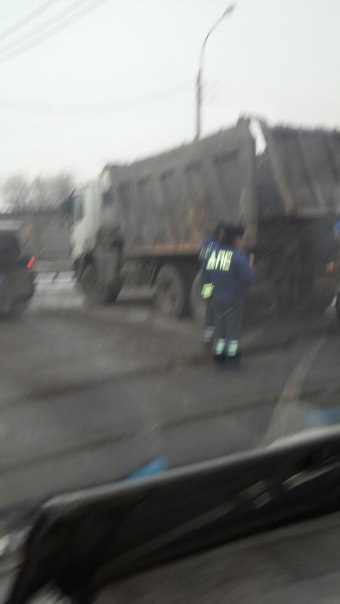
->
<box><xmin>195</xmin><ymin>4</ymin><xmax>236</xmax><ymax>141</ymax></box>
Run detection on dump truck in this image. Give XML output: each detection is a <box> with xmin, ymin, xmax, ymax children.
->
<box><xmin>63</xmin><ymin>117</ymin><xmax>340</xmax><ymax>319</ymax></box>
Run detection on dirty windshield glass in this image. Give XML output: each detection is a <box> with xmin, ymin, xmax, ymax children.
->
<box><xmin>0</xmin><ymin>234</ymin><xmax>20</xmax><ymax>264</ymax></box>
<box><xmin>0</xmin><ymin>1</ymin><xmax>340</xmax><ymax>603</ymax></box>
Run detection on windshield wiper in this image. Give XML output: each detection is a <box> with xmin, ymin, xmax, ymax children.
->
<box><xmin>5</xmin><ymin>427</ymin><xmax>340</xmax><ymax>604</ymax></box>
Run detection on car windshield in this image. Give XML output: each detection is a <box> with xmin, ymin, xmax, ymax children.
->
<box><xmin>0</xmin><ymin>1</ymin><xmax>340</xmax><ymax>602</ymax></box>
<box><xmin>0</xmin><ymin>233</ymin><xmax>20</xmax><ymax>264</ymax></box>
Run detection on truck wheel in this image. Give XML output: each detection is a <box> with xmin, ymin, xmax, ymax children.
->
<box><xmin>274</xmin><ymin>263</ymin><xmax>313</xmax><ymax>314</ymax></box>
<box><xmin>306</xmin><ymin>284</ymin><xmax>336</xmax><ymax>314</ymax></box>
<box><xmin>9</xmin><ymin>302</ymin><xmax>28</xmax><ymax>316</ymax></box>
<box><xmin>104</xmin><ymin>285</ymin><xmax>121</xmax><ymax>304</ymax></box>
<box><xmin>154</xmin><ymin>264</ymin><xmax>190</xmax><ymax>318</ymax></box>
<box><xmin>336</xmin><ymin>294</ymin><xmax>340</xmax><ymax>323</ymax></box>
<box><xmin>190</xmin><ymin>271</ymin><xmax>205</xmax><ymax>325</ymax></box>
<box><xmin>80</xmin><ymin>263</ymin><xmax>120</xmax><ymax>304</ymax></box>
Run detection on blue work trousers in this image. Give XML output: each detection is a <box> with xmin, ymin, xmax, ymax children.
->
<box><xmin>212</xmin><ymin>298</ymin><xmax>244</xmax><ymax>357</ymax></box>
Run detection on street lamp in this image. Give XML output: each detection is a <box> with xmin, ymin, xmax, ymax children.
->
<box><xmin>195</xmin><ymin>4</ymin><xmax>236</xmax><ymax>140</ymax></box>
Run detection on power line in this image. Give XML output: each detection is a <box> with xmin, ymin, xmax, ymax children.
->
<box><xmin>0</xmin><ymin>0</ymin><xmax>106</xmax><ymax>65</ymax></box>
<box><xmin>0</xmin><ymin>0</ymin><xmax>60</xmax><ymax>42</ymax></box>
<box><xmin>0</xmin><ymin>0</ymin><xmax>92</xmax><ymax>54</ymax></box>
<box><xmin>0</xmin><ymin>82</ymin><xmax>193</xmax><ymax>114</ymax></box>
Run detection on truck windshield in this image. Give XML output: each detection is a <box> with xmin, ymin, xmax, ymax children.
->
<box><xmin>73</xmin><ymin>193</ymin><xmax>84</xmax><ymax>222</ymax></box>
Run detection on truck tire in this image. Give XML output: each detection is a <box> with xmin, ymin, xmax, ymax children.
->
<box><xmin>154</xmin><ymin>264</ymin><xmax>190</xmax><ymax>318</ymax></box>
<box><xmin>336</xmin><ymin>294</ymin><xmax>340</xmax><ymax>323</ymax></box>
<box><xmin>276</xmin><ymin>281</ymin><xmax>334</xmax><ymax>316</ymax></box>
<box><xmin>307</xmin><ymin>284</ymin><xmax>336</xmax><ymax>314</ymax></box>
<box><xmin>80</xmin><ymin>263</ymin><xmax>120</xmax><ymax>305</ymax></box>
<box><xmin>10</xmin><ymin>302</ymin><xmax>29</xmax><ymax>316</ymax></box>
<box><xmin>274</xmin><ymin>259</ymin><xmax>314</xmax><ymax>314</ymax></box>
<box><xmin>190</xmin><ymin>271</ymin><xmax>205</xmax><ymax>325</ymax></box>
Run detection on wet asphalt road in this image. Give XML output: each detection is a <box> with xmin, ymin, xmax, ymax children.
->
<box><xmin>0</xmin><ymin>274</ymin><xmax>339</xmax><ymax>528</ymax></box>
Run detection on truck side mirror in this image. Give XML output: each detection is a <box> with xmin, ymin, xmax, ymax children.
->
<box><xmin>62</xmin><ymin>195</ymin><xmax>73</xmax><ymax>216</ymax></box>
<box><xmin>62</xmin><ymin>194</ymin><xmax>74</xmax><ymax>225</ymax></box>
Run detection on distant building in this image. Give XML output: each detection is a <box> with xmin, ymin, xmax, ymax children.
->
<box><xmin>0</xmin><ymin>209</ymin><xmax>70</xmax><ymax>260</ymax></box>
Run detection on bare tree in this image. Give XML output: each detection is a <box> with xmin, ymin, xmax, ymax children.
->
<box><xmin>30</xmin><ymin>177</ymin><xmax>50</xmax><ymax>209</ymax></box>
<box><xmin>2</xmin><ymin>173</ymin><xmax>74</xmax><ymax>211</ymax></box>
<box><xmin>30</xmin><ymin>174</ymin><xmax>74</xmax><ymax>209</ymax></box>
<box><xmin>2</xmin><ymin>175</ymin><xmax>31</xmax><ymax>211</ymax></box>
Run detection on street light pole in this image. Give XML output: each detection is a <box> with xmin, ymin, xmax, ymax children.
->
<box><xmin>195</xmin><ymin>4</ymin><xmax>236</xmax><ymax>141</ymax></box>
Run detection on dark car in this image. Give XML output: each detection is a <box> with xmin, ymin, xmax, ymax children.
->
<box><xmin>0</xmin><ymin>222</ymin><xmax>35</xmax><ymax>314</ymax></box>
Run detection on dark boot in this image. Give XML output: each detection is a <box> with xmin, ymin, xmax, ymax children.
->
<box><xmin>225</xmin><ymin>352</ymin><xmax>241</xmax><ymax>369</ymax></box>
<box><xmin>213</xmin><ymin>353</ymin><xmax>226</xmax><ymax>367</ymax></box>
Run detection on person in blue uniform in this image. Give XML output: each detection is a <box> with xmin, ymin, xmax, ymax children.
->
<box><xmin>199</xmin><ymin>223</ymin><xmax>228</xmax><ymax>347</ymax></box>
<box><xmin>205</xmin><ymin>223</ymin><xmax>255</xmax><ymax>366</ymax></box>
<box><xmin>334</xmin><ymin>217</ymin><xmax>340</xmax><ymax>242</ymax></box>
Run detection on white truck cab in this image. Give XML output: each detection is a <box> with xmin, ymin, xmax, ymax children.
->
<box><xmin>68</xmin><ymin>182</ymin><xmax>101</xmax><ymax>263</ymax></box>
<box><xmin>64</xmin><ymin>179</ymin><xmax>123</xmax><ymax>304</ymax></box>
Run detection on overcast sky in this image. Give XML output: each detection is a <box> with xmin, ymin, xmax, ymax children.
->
<box><xmin>1</xmin><ymin>0</ymin><xmax>340</xmax><ymax>183</ymax></box>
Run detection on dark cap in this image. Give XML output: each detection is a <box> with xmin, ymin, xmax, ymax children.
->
<box><xmin>217</xmin><ymin>222</ymin><xmax>245</xmax><ymax>237</ymax></box>
<box><xmin>231</xmin><ymin>223</ymin><xmax>245</xmax><ymax>237</ymax></box>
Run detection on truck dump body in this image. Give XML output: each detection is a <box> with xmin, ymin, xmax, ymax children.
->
<box><xmin>259</xmin><ymin>122</ymin><xmax>340</xmax><ymax>218</ymax></box>
<box><xmin>101</xmin><ymin>119</ymin><xmax>257</xmax><ymax>252</ymax></box>
<box><xmin>102</xmin><ymin>120</ymin><xmax>340</xmax><ymax>257</ymax></box>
